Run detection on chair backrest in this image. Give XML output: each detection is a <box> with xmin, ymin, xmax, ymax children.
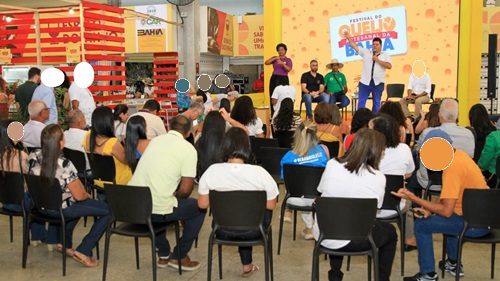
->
<box><xmin>283</xmin><ymin>164</ymin><xmax>324</xmax><ymax>198</ymax></box>
<box><xmin>405</xmin><ymin>133</ymin><xmax>412</xmax><ymax>146</ymax></box>
<box><xmin>63</xmin><ymin>148</ymin><xmax>86</xmax><ymax>174</ymax></box>
<box><xmin>259</xmin><ymin>147</ymin><xmax>290</xmax><ymax>177</ymax></box>
<box><xmin>320</xmin><ymin>141</ymin><xmax>339</xmax><ymax>159</ymax></box>
<box><xmin>386</xmin><ymin>83</ymin><xmax>405</xmax><ymax>99</ymax></box>
<box><xmin>430</xmin><ymin>84</ymin><xmax>436</xmax><ymax>100</ymax></box>
<box><xmin>463</xmin><ymin>189</ymin><xmax>500</xmax><ymax>229</ymax></box>
<box><xmin>25</xmin><ymin>174</ymin><xmax>62</xmax><ymax>211</ymax></box>
<box><xmin>86</xmin><ymin>153</ymin><xmax>116</xmax><ymax>183</ymax></box>
<box><xmin>104</xmin><ymin>184</ymin><xmax>152</xmax><ymax>224</ymax></box>
<box><xmin>427</xmin><ymin>169</ymin><xmax>443</xmax><ymax>187</ymax></box>
<box><xmin>316</xmin><ymin>197</ymin><xmax>378</xmax><ymax>241</ymax></box>
<box><xmin>380</xmin><ymin>175</ymin><xmax>404</xmax><ymax>210</ymax></box>
<box><xmin>26</xmin><ymin>147</ymin><xmax>40</xmax><ymax>154</ymax></box>
<box><xmin>0</xmin><ymin>171</ymin><xmax>25</xmax><ymax>205</ymax></box>
<box><xmin>250</xmin><ymin>137</ymin><xmax>279</xmax><ymax>163</ymax></box>
<box><xmin>274</xmin><ymin>130</ymin><xmax>294</xmax><ymax>148</ymax></box>
<box><xmin>209</xmin><ymin>190</ymin><xmax>267</xmax><ymax>231</ymax></box>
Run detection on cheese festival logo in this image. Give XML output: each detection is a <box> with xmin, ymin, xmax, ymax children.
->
<box><xmin>330</xmin><ymin>6</ymin><xmax>407</xmax><ymax>62</ymax></box>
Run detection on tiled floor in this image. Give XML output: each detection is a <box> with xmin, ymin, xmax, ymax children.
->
<box><xmin>0</xmin><ymin>187</ymin><xmax>498</xmax><ymax>281</ymax></box>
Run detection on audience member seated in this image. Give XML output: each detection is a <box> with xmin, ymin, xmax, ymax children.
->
<box><xmin>478</xmin><ymin>129</ymin><xmax>500</xmax><ymax>189</ymax></box>
<box><xmin>468</xmin><ymin>103</ymin><xmax>496</xmax><ymax>161</ymax></box>
<box><xmin>272</xmin><ymin>98</ymin><xmax>302</xmax><ymax>133</ymax></box>
<box><xmin>195</xmin><ymin>111</ymin><xmax>226</xmax><ymax>179</ymax></box>
<box><xmin>128</xmin><ymin>99</ymin><xmax>166</xmax><ymax>139</ymax></box>
<box><xmin>64</xmin><ymin>110</ymin><xmax>89</xmax><ymax>170</ymax></box>
<box><xmin>198</xmin><ymin>127</ymin><xmax>279</xmax><ymax>277</ymax></box>
<box><xmin>379</xmin><ymin>101</ymin><xmax>414</xmax><ymax>145</ymax></box>
<box><xmin>182</xmin><ymin>102</ymin><xmax>205</xmax><ymax>143</ymax></box>
<box><xmin>82</xmin><ymin>106</ymin><xmax>132</xmax><ymax>187</ymax></box>
<box><xmin>23</xmin><ymin>100</ymin><xmax>49</xmax><ymax>148</ymax></box>
<box><xmin>129</xmin><ymin>115</ymin><xmax>205</xmax><ymax>271</ymax></box>
<box><xmin>0</xmin><ymin>119</ymin><xmax>47</xmax><ymax>244</ymax></box>
<box><xmin>231</xmin><ymin>96</ymin><xmax>265</xmax><ymax>137</ymax></box>
<box><xmin>113</xmin><ymin>104</ymin><xmax>128</xmax><ymax>142</ymax></box>
<box><xmin>414</xmin><ymin>103</ymin><xmax>440</xmax><ymax>135</ymax></box>
<box><xmin>393</xmin><ymin>130</ymin><xmax>490</xmax><ymax>281</ymax></box>
<box><xmin>271</xmin><ymin>83</ymin><xmax>296</xmax><ymax>119</ymax></box>
<box><xmin>369</xmin><ymin>114</ymin><xmax>417</xmax><ymax>250</ymax></box>
<box><xmin>29</xmin><ymin>124</ymin><xmax>111</xmax><ymax>267</ymax></box>
<box><xmin>400</xmin><ymin>71</ymin><xmax>432</xmax><ymax>118</ymax></box>
<box><xmin>314</xmin><ymin>102</ymin><xmax>343</xmax><ymax>157</ymax></box>
<box><xmin>314</xmin><ymin>128</ymin><xmax>397</xmax><ymax>281</ymax></box>
<box><xmin>300</xmin><ymin>59</ymin><xmax>329</xmax><ymax>120</ymax></box>
<box><xmin>280</xmin><ymin>121</ymin><xmax>329</xmax><ymax>239</ymax></box>
<box><xmin>344</xmin><ymin>108</ymin><xmax>374</xmax><ymax>151</ymax></box>
<box><xmin>124</xmin><ymin>115</ymin><xmax>150</xmax><ymax>173</ymax></box>
<box><xmin>324</xmin><ymin>59</ymin><xmax>350</xmax><ymax>109</ymax></box>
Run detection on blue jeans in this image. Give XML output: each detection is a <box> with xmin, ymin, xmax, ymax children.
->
<box><xmin>302</xmin><ymin>93</ymin><xmax>330</xmax><ymax>118</ymax></box>
<box><xmin>358</xmin><ymin>80</ymin><xmax>384</xmax><ymax>113</ymax></box>
<box><xmin>45</xmin><ymin>199</ymin><xmax>111</xmax><ymax>257</ymax></box>
<box><xmin>329</xmin><ymin>92</ymin><xmax>350</xmax><ymax>108</ymax></box>
<box><xmin>414</xmin><ymin>214</ymin><xmax>490</xmax><ymax>274</ymax></box>
<box><xmin>4</xmin><ymin>193</ymin><xmax>47</xmax><ymax>241</ymax></box>
<box><xmin>151</xmin><ymin>198</ymin><xmax>206</xmax><ymax>259</ymax></box>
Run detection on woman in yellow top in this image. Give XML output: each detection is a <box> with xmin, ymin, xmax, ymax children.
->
<box><xmin>313</xmin><ymin>102</ymin><xmax>344</xmax><ymax>158</ymax></box>
<box><xmin>82</xmin><ymin>106</ymin><xmax>131</xmax><ymax>187</ymax></box>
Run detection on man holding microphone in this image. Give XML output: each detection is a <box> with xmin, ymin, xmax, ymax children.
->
<box><xmin>345</xmin><ymin>32</ymin><xmax>392</xmax><ymax>113</ymax></box>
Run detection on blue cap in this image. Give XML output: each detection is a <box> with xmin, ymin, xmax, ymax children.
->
<box><xmin>423</xmin><ymin>129</ymin><xmax>453</xmax><ymax>145</ymax></box>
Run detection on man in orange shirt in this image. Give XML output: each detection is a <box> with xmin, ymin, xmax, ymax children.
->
<box><xmin>393</xmin><ymin>129</ymin><xmax>489</xmax><ymax>281</ymax></box>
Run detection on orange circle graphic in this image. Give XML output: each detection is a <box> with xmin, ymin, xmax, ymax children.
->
<box><xmin>420</xmin><ymin>137</ymin><xmax>454</xmax><ymax>171</ymax></box>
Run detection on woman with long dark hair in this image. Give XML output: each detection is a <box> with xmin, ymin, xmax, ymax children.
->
<box><xmin>469</xmin><ymin>103</ymin><xmax>496</xmax><ymax>161</ymax></box>
<box><xmin>29</xmin><ymin>124</ymin><xmax>111</xmax><ymax>267</ymax></box>
<box><xmin>231</xmin><ymin>96</ymin><xmax>264</xmax><ymax>137</ymax></box>
<box><xmin>344</xmin><ymin>108</ymin><xmax>374</xmax><ymax>151</ymax></box>
<box><xmin>82</xmin><ymin>106</ymin><xmax>131</xmax><ymax>186</ymax></box>
<box><xmin>198</xmin><ymin>127</ymin><xmax>278</xmax><ymax>277</ymax></box>
<box><xmin>314</xmin><ymin>128</ymin><xmax>397</xmax><ymax>281</ymax></box>
<box><xmin>273</xmin><ymin>97</ymin><xmax>301</xmax><ymax>132</ymax></box>
<box><xmin>195</xmin><ymin>111</ymin><xmax>226</xmax><ymax>178</ymax></box>
<box><xmin>113</xmin><ymin>104</ymin><xmax>128</xmax><ymax>142</ymax></box>
<box><xmin>379</xmin><ymin>101</ymin><xmax>414</xmax><ymax>145</ymax></box>
<box><xmin>415</xmin><ymin>103</ymin><xmax>440</xmax><ymax>135</ymax></box>
<box><xmin>124</xmin><ymin>115</ymin><xmax>149</xmax><ymax>172</ymax></box>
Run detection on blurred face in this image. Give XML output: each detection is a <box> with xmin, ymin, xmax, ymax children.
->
<box><xmin>372</xmin><ymin>40</ymin><xmax>382</xmax><ymax>53</ymax></box>
<box><xmin>310</xmin><ymin>62</ymin><xmax>318</xmax><ymax>72</ymax></box>
<box><xmin>277</xmin><ymin>46</ymin><xmax>286</xmax><ymax>56</ymax></box>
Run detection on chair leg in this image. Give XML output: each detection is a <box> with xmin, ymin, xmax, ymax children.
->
<box><xmin>218</xmin><ymin>244</ymin><xmax>223</xmax><ymax>280</ymax></box>
<box><xmin>346</xmin><ymin>256</ymin><xmax>351</xmax><ymax>271</ymax></box>
<box><xmin>455</xmin><ymin>238</ymin><xmax>464</xmax><ymax>281</ymax></box>
<box><xmin>441</xmin><ymin>236</ymin><xmax>447</xmax><ymax>279</ymax></box>
<box><xmin>22</xmin><ymin>216</ymin><xmax>28</xmax><ymax>268</ymax></box>
<box><xmin>368</xmin><ymin>256</ymin><xmax>372</xmax><ymax>281</ymax></box>
<box><xmin>293</xmin><ymin>210</ymin><xmax>297</xmax><ymax>241</ymax></box>
<box><xmin>263</xmin><ymin>239</ymin><xmax>270</xmax><ymax>281</ymax></box>
<box><xmin>311</xmin><ymin>246</ymin><xmax>319</xmax><ymax>281</ymax></box>
<box><xmin>399</xmin><ymin>219</ymin><xmax>405</xmax><ymax>276</ymax></box>
<box><xmin>9</xmin><ymin>215</ymin><xmax>13</xmax><ymax>242</ymax></box>
<box><xmin>491</xmin><ymin>243</ymin><xmax>496</xmax><ymax>279</ymax></box>
<box><xmin>62</xmin><ymin>223</ymin><xmax>67</xmax><ymax>276</ymax></box>
<box><xmin>373</xmin><ymin>252</ymin><xmax>380</xmax><ymax>281</ymax></box>
<box><xmin>277</xmin><ymin>204</ymin><xmax>286</xmax><ymax>255</ymax></box>
<box><xmin>151</xmin><ymin>236</ymin><xmax>157</xmax><ymax>281</ymax></box>
<box><xmin>134</xmin><ymin>237</ymin><xmax>140</xmax><ymax>269</ymax></box>
<box><xmin>268</xmin><ymin>230</ymin><xmax>274</xmax><ymax>281</ymax></box>
<box><xmin>207</xmin><ymin>237</ymin><xmax>214</xmax><ymax>281</ymax></box>
<box><xmin>102</xmin><ymin>228</ymin><xmax>111</xmax><ymax>281</ymax></box>
<box><xmin>174</xmin><ymin>223</ymin><xmax>182</xmax><ymax>275</ymax></box>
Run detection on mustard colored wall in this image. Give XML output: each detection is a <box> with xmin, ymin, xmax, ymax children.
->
<box><xmin>263</xmin><ymin>0</ymin><xmax>281</xmax><ymax>107</ymax></box>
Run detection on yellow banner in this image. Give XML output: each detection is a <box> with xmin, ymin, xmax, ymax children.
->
<box><xmin>482</xmin><ymin>7</ymin><xmax>500</xmax><ymax>53</ymax></box>
<box><xmin>235</xmin><ymin>15</ymin><xmax>264</xmax><ymax>56</ymax></box>
<box><xmin>137</xmin><ymin>28</ymin><xmax>167</xmax><ymax>53</ymax></box>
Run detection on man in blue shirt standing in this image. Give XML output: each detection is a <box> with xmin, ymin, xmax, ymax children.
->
<box><xmin>32</xmin><ymin>83</ymin><xmax>57</xmax><ymax>125</ymax></box>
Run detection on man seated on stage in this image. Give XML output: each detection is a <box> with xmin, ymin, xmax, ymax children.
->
<box><xmin>400</xmin><ymin>70</ymin><xmax>432</xmax><ymax>118</ymax></box>
<box><xmin>300</xmin><ymin>59</ymin><xmax>330</xmax><ymax>119</ymax></box>
<box><xmin>324</xmin><ymin>59</ymin><xmax>350</xmax><ymax>109</ymax></box>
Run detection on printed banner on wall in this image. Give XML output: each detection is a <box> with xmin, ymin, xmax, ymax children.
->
<box><xmin>235</xmin><ymin>15</ymin><xmax>264</xmax><ymax>56</ymax></box>
<box><xmin>330</xmin><ymin>6</ymin><xmax>407</xmax><ymax>62</ymax></box>
<box><xmin>0</xmin><ymin>49</ymin><xmax>12</xmax><ymax>64</ymax></box>
<box><xmin>207</xmin><ymin>7</ymin><xmax>233</xmax><ymax>56</ymax></box>
<box><xmin>483</xmin><ymin>7</ymin><xmax>500</xmax><ymax>52</ymax></box>
<box><xmin>66</xmin><ymin>44</ymin><xmax>81</xmax><ymax>63</ymax></box>
<box><xmin>135</xmin><ymin>5</ymin><xmax>168</xmax><ymax>53</ymax></box>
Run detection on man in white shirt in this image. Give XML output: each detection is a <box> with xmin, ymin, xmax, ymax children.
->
<box><xmin>128</xmin><ymin>99</ymin><xmax>167</xmax><ymax>139</ymax></box>
<box><xmin>271</xmin><ymin>84</ymin><xmax>296</xmax><ymax>118</ymax></box>
<box><xmin>63</xmin><ymin>110</ymin><xmax>90</xmax><ymax>168</ymax></box>
<box><xmin>23</xmin><ymin>100</ymin><xmax>49</xmax><ymax>148</ymax></box>
<box><xmin>69</xmin><ymin>83</ymin><xmax>96</xmax><ymax>127</ymax></box>
<box><xmin>400</xmin><ymin>73</ymin><xmax>432</xmax><ymax>118</ymax></box>
<box><xmin>345</xmin><ymin>33</ymin><xmax>392</xmax><ymax>113</ymax></box>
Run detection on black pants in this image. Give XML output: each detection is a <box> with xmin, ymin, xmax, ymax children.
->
<box><xmin>215</xmin><ymin>211</ymin><xmax>272</xmax><ymax>265</ymax></box>
<box><xmin>269</xmin><ymin>74</ymin><xmax>289</xmax><ymax>115</ymax></box>
<box><xmin>328</xmin><ymin>221</ymin><xmax>397</xmax><ymax>281</ymax></box>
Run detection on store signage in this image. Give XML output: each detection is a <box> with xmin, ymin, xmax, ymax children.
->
<box><xmin>236</xmin><ymin>15</ymin><xmax>264</xmax><ymax>56</ymax></box>
<box><xmin>0</xmin><ymin>49</ymin><xmax>12</xmax><ymax>64</ymax></box>
<box><xmin>66</xmin><ymin>44</ymin><xmax>81</xmax><ymax>63</ymax></box>
<box><xmin>135</xmin><ymin>4</ymin><xmax>168</xmax><ymax>52</ymax></box>
<box><xmin>329</xmin><ymin>6</ymin><xmax>407</xmax><ymax>62</ymax></box>
<box><xmin>207</xmin><ymin>7</ymin><xmax>233</xmax><ymax>56</ymax></box>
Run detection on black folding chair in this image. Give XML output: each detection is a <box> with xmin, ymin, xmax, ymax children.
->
<box><xmin>259</xmin><ymin>147</ymin><xmax>290</xmax><ymax>184</ymax></box>
<box><xmin>274</xmin><ymin>130</ymin><xmax>294</xmax><ymax>149</ymax></box>
<box><xmin>312</xmin><ymin>197</ymin><xmax>379</xmax><ymax>281</ymax></box>
<box><xmin>25</xmin><ymin>174</ymin><xmax>79</xmax><ymax>276</ymax></box>
<box><xmin>278</xmin><ymin>165</ymin><xmax>324</xmax><ymax>255</ymax></box>
<box><xmin>376</xmin><ymin>175</ymin><xmax>405</xmax><ymax>276</ymax></box>
<box><xmin>320</xmin><ymin>141</ymin><xmax>340</xmax><ymax>159</ymax></box>
<box><xmin>385</xmin><ymin>84</ymin><xmax>405</xmax><ymax>101</ymax></box>
<box><xmin>207</xmin><ymin>190</ymin><xmax>273</xmax><ymax>281</ymax></box>
<box><xmin>452</xmin><ymin>189</ymin><xmax>500</xmax><ymax>281</ymax></box>
<box><xmin>102</xmin><ymin>184</ymin><xmax>182</xmax><ymax>281</ymax></box>
<box><xmin>64</xmin><ymin>148</ymin><xmax>91</xmax><ymax>227</ymax></box>
<box><xmin>250</xmin><ymin>137</ymin><xmax>279</xmax><ymax>164</ymax></box>
<box><xmin>422</xmin><ymin>169</ymin><xmax>442</xmax><ymax>200</ymax></box>
<box><xmin>0</xmin><ymin>171</ymin><xmax>28</xmax><ymax>267</ymax></box>
<box><xmin>86</xmin><ymin>153</ymin><xmax>116</xmax><ymax>196</ymax></box>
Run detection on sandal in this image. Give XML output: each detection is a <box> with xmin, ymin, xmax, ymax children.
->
<box><xmin>72</xmin><ymin>251</ymin><xmax>98</xmax><ymax>268</ymax></box>
<box><xmin>55</xmin><ymin>244</ymin><xmax>75</xmax><ymax>257</ymax></box>
<box><xmin>242</xmin><ymin>265</ymin><xmax>259</xmax><ymax>277</ymax></box>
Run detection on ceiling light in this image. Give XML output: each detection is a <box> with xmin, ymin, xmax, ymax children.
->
<box><xmin>69</xmin><ymin>8</ymin><xmax>75</xmax><ymax>15</ymax></box>
<box><xmin>5</xmin><ymin>16</ymin><xmax>12</xmax><ymax>23</ymax></box>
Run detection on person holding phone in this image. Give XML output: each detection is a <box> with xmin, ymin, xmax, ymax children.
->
<box><xmin>400</xmin><ymin>72</ymin><xmax>432</xmax><ymax>118</ymax></box>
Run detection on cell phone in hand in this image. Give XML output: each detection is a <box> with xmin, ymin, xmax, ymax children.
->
<box><xmin>410</xmin><ymin>208</ymin><xmax>425</xmax><ymax>217</ymax></box>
